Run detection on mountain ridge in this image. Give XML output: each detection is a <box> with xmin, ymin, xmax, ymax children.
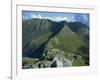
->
<box><xmin>22</xmin><ymin>18</ymin><xmax>89</xmax><ymax>68</ymax></box>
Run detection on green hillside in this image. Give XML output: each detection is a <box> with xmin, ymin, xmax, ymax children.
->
<box><xmin>22</xmin><ymin>18</ymin><xmax>89</xmax><ymax>69</ymax></box>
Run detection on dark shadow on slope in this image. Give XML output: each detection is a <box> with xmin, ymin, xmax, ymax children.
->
<box><xmin>28</xmin><ymin>41</ymin><xmax>48</xmax><ymax>58</ymax></box>
<box><xmin>26</xmin><ymin>22</ymin><xmax>65</xmax><ymax>58</ymax></box>
<box><xmin>49</xmin><ymin>21</ymin><xmax>64</xmax><ymax>38</ymax></box>
<box><xmin>23</xmin><ymin>20</ymin><xmax>65</xmax><ymax>58</ymax></box>
<box><xmin>67</xmin><ymin>22</ymin><xmax>89</xmax><ymax>33</ymax></box>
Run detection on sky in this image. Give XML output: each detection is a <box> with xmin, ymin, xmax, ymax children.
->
<box><xmin>22</xmin><ymin>10</ymin><xmax>89</xmax><ymax>26</ymax></box>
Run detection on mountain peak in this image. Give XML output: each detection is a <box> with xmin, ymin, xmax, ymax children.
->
<box><xmin>22</xmin><ymin>18</ymin><xmax>89</xmax><ymax>68</ymax></box>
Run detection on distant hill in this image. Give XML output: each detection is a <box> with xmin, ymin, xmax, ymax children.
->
<box><xmin>22</xmin><ymin>18</ymin><xmax>89</xmax><ymax>68</ymax></box>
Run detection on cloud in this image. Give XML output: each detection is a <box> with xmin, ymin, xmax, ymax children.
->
<box><xmin>22</xmin><ymin>11</ymin><xmax>76</xmax><ymax>22</ymax></box>
<box><xmin>22</xmin><ymin>11</ymin><xmax>89</xmax><ymax>26</ymax></box>
<box><xmin>30</xmin><ymin>14</ymin><xmax>70</xmax><ymax>22</ymax></box>
<box><xmin>52</xmin><ymin>16</ymin><xmax>68</xmax><ymax>22</ymax></box>
<box><xmin>69</xmin><ymin>16</ymin><xmax>76</xmax><ymax>22</ymax></box>
<box><xmin>30</xmin><ymin>14</ymin><xmax>48</xmax><ymax>19</ymax></box>
<box><xmin>74</xmin><ymin>14</ymin><xmax>89</xmax><ymax>25</ymax></box>
<box><xmin>28</xmin><ymin>14</ymin><xmax>69</xmax><ymax>22</ymax></box>
<box><xmin>30</xmin><ymin>13</ymin><xmax>37</xmax><ymax>18</ymax></box>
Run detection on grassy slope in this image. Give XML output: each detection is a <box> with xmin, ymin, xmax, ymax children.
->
<box><xmin>47</xmin><ymin>24</ymin><xmax>87</xmax><ymax>66</ymax></box>
<box><xmin>22</xmin><ymin>18</ymin><xmax>89</xmax><ymax>67</ymax></box>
